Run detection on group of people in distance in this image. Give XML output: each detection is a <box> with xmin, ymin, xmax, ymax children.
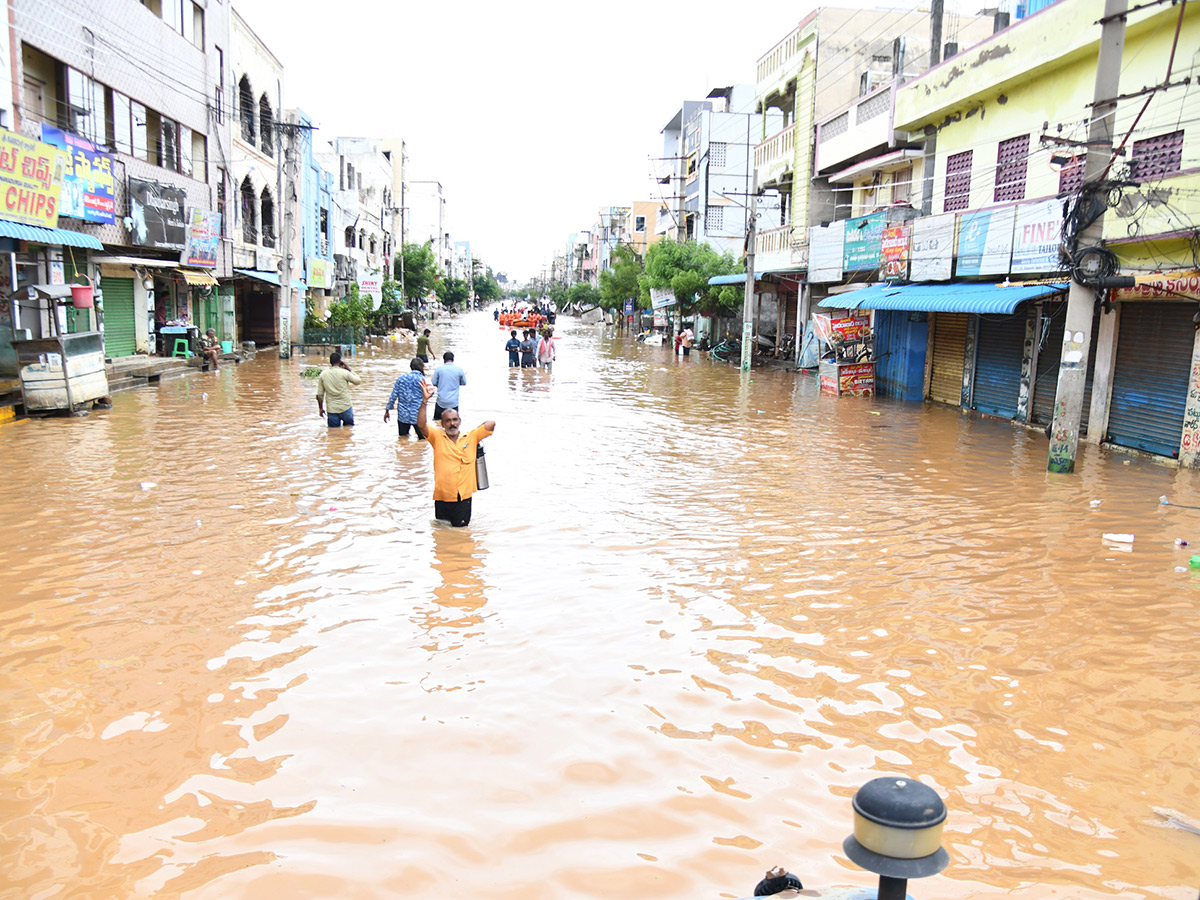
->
<box><xmin>313</xmin><ymin>339</ymin><xmax>493</xmax><ymax>528</ymax></box>
<box><xmin>505</xmin><ymin>328</ymin><xmax>556</xmax><ymax>369</ymax></box>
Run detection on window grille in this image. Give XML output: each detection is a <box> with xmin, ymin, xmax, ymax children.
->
<box><xmin>890</xmin><ymin>164</ymin><xmax>912</xmax><ymax>204</ymax></box>
<box><xmin>710</xmin><ymin>142</ymin><xmax>727</xmax><ymax>168</ymax></box>
<box><xmin>1058</xmin><ymin>155</ymin><xmax>1086</xmax><ymax>195</ymax></box>
<box><xmin>706</xmin><ymin>206</ymin><xmax>724</xmax><ymax>233</ymax></box>
<box><xmin>822</xmin><ymin>112</ymin><xmax>849</xmax><ymax>143</ymax></box>
<box><xmin>260</xmin><ymin>189</ymin><xmax>275</xmax><ymax>247</ymax></box>
<box><xmin>944</xmin><ymin>149</ymin><xmax>972</xmax><ymax>212</ymax></box>
<box><xmin>1130</xmin><ymin>130</ymin><xmax>1183</xmax><ymax>181</ymax></box>
<box><xmin>993</xmin><ymin>134</ymin><xmax>1029</xmax><ymax>203</ymax></box>
<box><xmin>238</xmin><ymin>77</ymin><xmax>254</xmax><ymax>144</ymax></box>
<box><xmin>857</xmin><ymin>90</ymin><xmax>890</xmax><ymax>123</ymax></box>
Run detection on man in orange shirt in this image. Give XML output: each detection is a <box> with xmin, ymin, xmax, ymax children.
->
<box><xmin>416</xmin><ymin>380</ymin><xmax>495</xmax><ymax>527</ymax></box>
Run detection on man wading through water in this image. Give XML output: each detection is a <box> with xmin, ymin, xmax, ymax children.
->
<box><xmin>416</xmin><ymin>380</ymin><xmax>494</xmax><ymax>527</ymax></box>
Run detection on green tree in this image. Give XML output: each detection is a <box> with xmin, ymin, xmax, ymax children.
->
<box><xmin>435</xmin><ymin>276</ymin><xmax>472</xmax><ymax>309</ymax></box>
<box><xmin>599</xmin><ymin>245</ymin><xmax>644</xmax><ymax>311</ymax></box>
<box><xmin>567</xmin><ymin>281</ymin><xmax>600</xmax><ymax>309</ymax></box>
<box><xmin>474</xmin><ymin>263</ymin><xmax>502</xmax><ymax>304</ymax></box>
<box><xmin>327</xmin><ymin>283</ymin><xmax>370</xmax><ymax>334</ymax></box>
<box><xmin>641</xmin><ymin>239</ymin><xmax>743</xmax><ymax>317</ymax></box>
<box><xmin>396</xmin><ymin>241</ymin><xmax>439</xmax><ymax>304</ymax></box>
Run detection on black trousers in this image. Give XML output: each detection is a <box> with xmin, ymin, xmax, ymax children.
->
<box><xmin>433</xmin><ymin>403</ymin><xmax>458</xmax><ymax>421</ymax></box>
<box><xmin>397</xmin><ymin>420</ymin><xmax>424</xmax><ymax>439</ymax></box>
<box><xmin>435</xmin><ymin>498</ymin><xmax>472</xmax><ymax>527</ymax></box>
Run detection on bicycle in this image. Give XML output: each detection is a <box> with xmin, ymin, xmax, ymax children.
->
<box><xmin>710</xmin><ymin>338</ymin><xmax>741</xmax><ymax>363</ymax></box>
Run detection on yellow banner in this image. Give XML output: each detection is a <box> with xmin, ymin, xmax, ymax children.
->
<box><xmin>1114</xmin><ymin>270</ymin><xmax>1200</xmax><ymax>301</ymax></box>
<box><xmin>0</xmin><ymin>129</ymin><xmax>67</xmax><ymax>228</ymax></box>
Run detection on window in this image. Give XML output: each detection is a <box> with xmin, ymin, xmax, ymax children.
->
<box><xmin>944</xmin><ymin>149</ymin><xmax>972</xmax><ymax>212</ymax></box>
<box><xmin>109</xmin><ymin>90</ymin><xmax>132</xmax><ymax>154</ymax></box>
<box><xmin>359</xmin><ymin>228</ymin><xmax>366</xmax><ymax>250</ymax></box>
<box><xmin>261</xmin><ymin>189</ymin><xmax>275</xmax><ymax>247</ymax></box>
<box><xmin>890</xmin><ymin>163</ymin><xmax>912</xmax><ymax>204</ymax></box>
<box><xmin>369</xmin><ymin>235</ymin><xmax>377</xmax><ymax>255</ymax></box>
<box><xmin>131</xmin><ymin>100</ymin><xmax>148</xmax><ymax>160</ymax></box>
<box><xmin>180</xmin><ymin>124</ymin><xmax>192</xmax><ymax>176</ymax></box>
<box><xmin>259</xmin><ymin>94</ymin><xmax>273</xmax><ymax>154</ymax></box>
<box><xmin>191</xmin><ymin>2</ymin><xmax>204</xmax><ymax>49</ymax></box>
<box><xmin>1130</xmin><ymin>130</ymin><xmax>1183</xmax><ymax>181</ymax></box>
<box><xmin>345</xmin><ymin>226</ymin><xmax>355</xmax><ymax>249</ymax></box>
<box><xmin>241</xmin><ymin>177</ymin><xmax>257</xmax><ymax>243</ymax></box>
<box><xmin>319</xmin><ymin>208</ymin><xmax>329</xmax><ymax>242</ymax></box>
<box><xmin>710</xmin><ymin>141</ymin><xmax>727</xmax><ymax>168</ymax></box>
<box><xmin>159</xmin><ymin>116</ymin><xmax>180</xmax><ymax>171</ymax></box>
<box><xmin>191</xmin><ymin>130</ymin><xmax>206</xmax><ymax>182</ymax></box>
<box><xmin>214</xmin><ymin>48</ymin><xmax>224</xmax><ymax>124</ymax></box>
<box><xmin>238</xmin><ymin>76</ymin><xmax>254</xmax><ymax>144</ymax></box>
<box><xmin>66</xmin><ymin>67</ymin><xmax>105</xmax><ymax>143</ymax></box>
<box><xmin>706</xmin><ymin>206</ymin><xmax>724</xmax><ymax>233</ymax></box>
<box><xmin>634</xmin><ymin>215</ymin><xmax>646</xmax><ymax>233</ymax></box>
<box><xmin>1058</xmin><ymin>155</ymin><xmax>1086</xmax><ymax>195</ymax></box>
<box><xmin>993</xmin><ymin>134</ymin><xmax>1029</xmax><ymax>203</ymax></box>
<box><xmin>217</xmin><ymin>168</ymin><xmax>227</xmax><ymax>237</ymax></box>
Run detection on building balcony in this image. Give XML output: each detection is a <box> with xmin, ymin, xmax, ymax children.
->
<box><xmin>815</xmin><ymin>84</ymin><xmax>898</xmax><ymax>175</ymax></box>
<box><xmin>755</xmin><ymin>124</ymin><xmax>797</xmax><ymax>187</ymax></box>
<box><xmin>756</xmin><ymin>21</ymin><xmax>815</xmax><ymax>102</ymax></box>
<box><xmin>755</xmin><ymin>224</ymin><xmax>808</xmax><ymax>274</ymax></box>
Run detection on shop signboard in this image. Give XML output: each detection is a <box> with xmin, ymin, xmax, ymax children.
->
<box><xmin>813</xmin><ymin>312</ymin><xmax>870</xmax><ymax>344</ymax></box>
<box><xmin>809</xmin><ymin>221</ymin><xmax>845</xmax><ymax>283</ymax></box>
<box><xmin>909</xmin><ymin>213</ymin><xmax>955</xmax><ymax>281</ymax></box>
<box><xmin>182</xmin><ymin>208</ymin><xmax>220</xmax><ymax>268</ymax></box>
<box><xmin>956</xmin><ymin>206</ymin><xmax>1015</xmax><ymax>277</ymax></box>
<box><xmin>843</xmin><ymin>212</ymin><xmax>887</xmax><ymax>272</ymax></box>
<box><xmin>1113</xmin><ymin>270</ymin><xmax>1200</xmax><ymax>301</ymax></box>
<box><xmin>650</xmin><ymin>287</ymin><xmax>676</xmax><ymax>310</ymax></box>
<box><xmin>880</xmin><ymin>224</ymin><xmax>910</xmax><ymax>281</ymax></box>
<box><xmin>1011</xmin><ymin>198</ymin><xmax>1064</xmax><ymax>274</ymax></box>
<box><xmin>623</xmin><ymin>299</ymin><xmax>634</xmax><ymax>315</ymax></box>
<box><xmin>838</xmin><ymin>362</ymin><xmax>875</xmax><ymax>395</ymax></box>
<box><xmin>307</xmin><ymin>256</ymin><xmax>332</xmax><ymax>289</ymax></box>
<box><xmin>0</xmin><ymin>128</ymin><xmax>67</xmax><ymax>228</ymax></box>
<box><xmin>127</xmin><ymin>177</ymin><xmax>186</xmax><ymax>250</ymax></box>
<box><xmin>359</xmin><ymin>274</ymin><xmax>383</xmax><ymax>309</ymax></box>
<box><xmin>40</xmin><ymin>125</ymin><xmax>115</xmax><ymax>225</ymax></box>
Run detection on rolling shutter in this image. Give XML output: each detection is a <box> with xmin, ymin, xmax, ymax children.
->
<box><xmin>102</xmin><ymin>277</ymin><xmax>136</xmax><ymax>358</ymax></box>
<box><xmin>1030</xmin><ymin>304</ymin><xmax>1100</xmax><ymax>432</ymax></box>
<box><xmin>929</xmin><ymin>312</ymin><xmax>968</xmax><ymax>406</ymax></box>
<box><xmin>1106</xmin><ymin>302</ymin><xmax>1194</xmax><ymax>458</ymax></box>
<box><xmin>972</xmin><ymin>311</ymin><xmax>1028</xmax><ymax>419</ymax></box>
<box><xmin>874</xmin><ymin>309</ymin><xmax>904</xmax><ymax>399</ymax></box>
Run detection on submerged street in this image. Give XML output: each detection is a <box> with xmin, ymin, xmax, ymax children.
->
<box><xmin>2</xmin><ymin>310</ymin><xmax>1198</xmax><ymax>900</ymax></box>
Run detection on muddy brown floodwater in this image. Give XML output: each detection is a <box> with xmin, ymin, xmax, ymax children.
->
<box><xmin>1</xmin><ymin>311</ymin><xmax>1198</xmax><ymax>900</ymax></box>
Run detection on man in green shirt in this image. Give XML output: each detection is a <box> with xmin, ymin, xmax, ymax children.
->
<box><xmin>416</xmin><ymin>329</ymin><xmax>433</xmax><ymax>363</ymax></box>
<box><xmin>316</xmin><ymin>351</ymin><xmax>362</xmax><ymax>427</ymax></box>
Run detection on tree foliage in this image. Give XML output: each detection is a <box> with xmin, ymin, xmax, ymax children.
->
<box><xmin>598</xmin><ymin>245</ymin><xmax>644</xmax><ymax>311</ymax></box>
<box><xmin>396</xmin><ymin>241</ymin><xmax>439</xmax><ymax>303</ymax></box>
<box><xmin>328</xmin><ymin>283</ymin><xmax>371</xmax><ymax>329</ymax></box>
<box><xmin>567</xmin><ymin>281</ymin><xmax>600</xmax><ymax>309</ymax></box>
<box><xmin>474</xmin><ymin>263</ymin><xmax>502</xmax><ymax>303</ymax></box>
<box><xmin>435</xmin><ymin>276</ymin><xmax>472</xmax><ymax>309</ymax></box>
<box><xmin>641</xmin><ymin>239</ymin><xmax>744</xmax><ymax>316</ymax></box>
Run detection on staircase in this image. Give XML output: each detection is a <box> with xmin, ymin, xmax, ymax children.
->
<box><xmin>106</xmin><ymin>355</ymin><xmax>208</xmax><ymax>392</ymax></box>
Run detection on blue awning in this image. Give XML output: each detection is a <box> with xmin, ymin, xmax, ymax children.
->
<box><xmin>817</xmin><ymin>281</ymin><xmax>1069</xmax><ymax>314</ymax></box>
<box><xmin>0</xmin><ymin>220</ymin><xmax>104</xmax><ymax>249</ymax></box>
<box><xmin>234</xmin><ymin>269</ymin><xmax>307</xmax><ymax>289</ymax></box>
<box><xmin>708</xmin><ymin>273</ymin><xmax>748</xmax><ymax>285</ymax></box>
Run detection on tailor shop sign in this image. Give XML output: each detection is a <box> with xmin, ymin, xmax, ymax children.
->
<box><xmin>0</xmin><ymin>128</ymin><xmax>67</xmax><ymax>228</ymax></box>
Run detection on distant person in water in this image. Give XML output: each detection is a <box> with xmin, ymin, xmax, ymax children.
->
<box><xmin>519</xmin><ymin>330</ymin><xmax>536</xmax><ymax>368</ymax></box>
<box><xmin>316</xmin><ymin>350</ymin><xmax>361</xmax><ymax>427</ymax></box>
<box><xmin>537</xmin><ymin>329</ymin><xmax>556</xmax><ymax>370</ymax></box>
<box><xmin>384</xmin><ymin>357</ymin><xmax>428</xmax><ymax>439</ymax></box>
<box><xmin>505</xmin><ymin>329</ymin><xmax>521</xmax><ymax>367</ymax></box>
<box><xmin>416</xmin><ymin>328</ymin><xmax>433</xmax><ymax>364</ymax></box>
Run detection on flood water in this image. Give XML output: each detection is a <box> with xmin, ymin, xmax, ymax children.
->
<box><xmin>1</xmin><ymin>310</ymin><xmax>1198</xmax><ymax>900</ymax></box>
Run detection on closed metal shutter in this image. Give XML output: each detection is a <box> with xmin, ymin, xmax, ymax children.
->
<box><xmin>929</xmin><ymin>312</ymin><xmax>968</xmax><ymax>406</ymax></box>
<box><xmin>1030</xmin><ymin>303</ymin><xmax>1100</xmax><ymax>431</ymax></box>
<box><xmin>102</xmin><ymin>277</ymin><xmax>136</xmax><ymax>358</ymax></box>
<box><xmin>874</xmin><ymin>309</ymin><xmax>904</xmax><ymax>398</ymax></box>
<box><xmin>972</xmin><ymin>311</ymin><xmax>1028</xmax><ymax>418</ymax></box>
<box><xmin>1106</xmin><ymin>302</ymin><xmax>1194</xmax><ymax>458</ymax></box>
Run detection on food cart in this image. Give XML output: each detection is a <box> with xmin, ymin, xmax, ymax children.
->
<box><xmin>10</xmin><ymin>283</ymin><xmax>109</xmax><ymax>415</ymax></box>
<box><xmin>814</xmin><ymin>310</ymin><xmax>875</xmax><ymax>397</ymax></box>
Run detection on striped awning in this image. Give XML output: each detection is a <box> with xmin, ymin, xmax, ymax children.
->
<box><xmin>177</xmin><ymin>268</ymin><xmax>219</xmax><ymax>286</ymax></box>
<box><xmin>818</xmin><ymin>281</ymin><xmax>1069</xmax><ymax>314</ymax></box>
<box><xmin>0</xmin><ymin>220</ymin><xmax>104</xmax><ymax>249</ymax></box>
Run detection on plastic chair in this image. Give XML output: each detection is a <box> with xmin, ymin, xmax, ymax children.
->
<box><xmin>172</xmin><ymin>339</ymin><xmax>192</xmax><ymax>358</ymax></box>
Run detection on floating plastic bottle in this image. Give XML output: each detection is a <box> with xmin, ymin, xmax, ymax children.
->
<box><xmin>1161</xmin><ymin>495</ymin><xmax>1170</xmax><ymax>505</ymax></box>
<box><xmin>1103</xmin><ymin>533</ymin><xmax>1135</xmax><ymax>543</ymax></box>
<box><xmin>1191</xmin><ymin>556</ymin><xmax>1200</xmax><ymax>569</ymax></box>
<box><xmin>1175</xmin><ymin>539</ymin><xmax>1189</xmax><ymax>547</ymax></box>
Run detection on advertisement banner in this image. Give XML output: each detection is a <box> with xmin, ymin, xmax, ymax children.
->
<box><xmin>1011</xmin><ymin>198</ymin><xmax>1064</xmax><ymax>274</ymax></box>
<box><xmin>40</xmin><ymin>125</ymin><xmax>115</xmax><ymax>225</ymax></box>
<box><xmin>880</xmin><ymin>224</ymin><xmax>910</xmax><ymax>281</ymax></box>
<box><xmin>650</xmin><ymin>287</ymin><xmax>676</xmax><ymax>310</ymax></box>
<box><xmin>838</xmin><ymin>361</ymin><xmax>875</xmax><ymax>395</ymax></box>
<box><xmin>956</xmin><ymin>206</ymin><xmax>1016</xmax><ymax>277</ymax></box>
<box><xmin>128</xmin><ymin>177</ymin><xmax>186</xmax><ymax>250</ymax></box>
<box><xmin>1113</xmin><ymin>270</ymin><xmax>1200</xmax><ymax>301</ymax></box>
<box><xmin>813</xmin><ymin>312</ymin><xmax>870</xmax><ymax>344</ymax></box>
<box><xmin>909</xmin><ymin>214</ymin><xmax>955</xmax><ymax>281</ymax></box>
<box><xmin>0</xmin><ymin>128</ymin><xmax>67</xmax><ymax>228</ymax></box>
<box><xmin>182</xmin><ymin>207</ymin><xmax>220</xmax><ymax>268</ymax></box>
<box><xmin>843</xmin><ymin>212</ymin><xmax>887</xmax><ymax>272</ymax></box>
<box><xmin>307</xmin><ymin>257</ymin><xmax>332</xmax><ymax>289</ymax></box>
<box><xmin>809</xmin><ymin>221</ymin><xmax>846</xmax><ymax>283</ymax></box>
<box><xmin>359</xmin><ymin>274</ymin><xmax>383</xmax><ymax>310</ymax></box>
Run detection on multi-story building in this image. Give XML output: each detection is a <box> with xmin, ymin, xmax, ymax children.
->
<box><xmin>229</xmin><ymin>7</ymin><xmax>285</xmax><ymax>345</ymax></box>
<box><xmin>408</xmin><ymin>179</ymin><xmax>449</xmax><ymax>279</ymax></box>
<box><xmin>285</xmin><ymin>108</ymin><xmax>334</xmax><ymax>329</ymax></box>
<box><xmin>382</xmin><ymin>137</ymin><xmax>407</xmax><ymax>282</ymax></box>
<box><xmin>315</xmin><ymin>137</ymin><xmax>395</xmax><ymax>303</ymax></box>
<box><xmin>625</xmin><ymin>201</ymin><xmax>662</xmax><ymax>257</ymax></box>
<box><xmin>4</xmin><ymin>0</ymin><xmax>232</xmax><ymax>361</ymax></box>
<box><xmin>592</xmin><ymin>206</ymin><xmax>629</xmax><ymax>283</ymax></box>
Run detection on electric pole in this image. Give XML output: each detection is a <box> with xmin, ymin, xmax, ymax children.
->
<box><xmin>1047</xmin><ymin>0</ymin><xmax>1127</xmax><ymax>473</ymax></box>
<box><xmin>741</xmin><ymin>173</ymin><xmax>757</xmax><ymax>373</ymax></box>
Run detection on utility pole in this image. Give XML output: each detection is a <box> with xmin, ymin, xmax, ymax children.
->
<box><xmin>741</xmin><ymin>173</ymin><xmax>757</xmax><ymax>373</ymax></box>
<box><xmin>920</xmin><ymin>0</ymin><xmax>945</xmax><ymax>218</ymax></box>
<box><xmin>1047</xmin><ymin>0</ymin><xmax>1127</xmax><ymax>474</ymax></box>
<box><xmin>277</xmin><ymin>114</ymin><xmax>306</xmax><ymax>358</ymax></box>
<box><xmin>275</xmin><ymin>99</ymin><xmax>290</xmax><ymax>359</ymax></box>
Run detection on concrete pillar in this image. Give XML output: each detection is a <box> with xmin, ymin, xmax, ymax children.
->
<box><xmin>1176</xmin><ymin>326</ymin><xmax>1200</xmax><ymax>468</ymax></box>
<box><xmin>1085</xmin><ymin>306</ymin><xmax>1119</xmax><ymax>444</ymax></box>
<box><xmin>1016</xmin><ymin>307</ymin><xmax>1036</xmax><ymax>423</ymax></box>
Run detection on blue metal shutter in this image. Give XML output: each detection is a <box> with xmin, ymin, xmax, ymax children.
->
<box><xmin>1106</xmin><ymin>302</ymin><xmax>1193</xmax><ymax>458</ymax></box>
<box><xmin>874</xmin><ymin>310</ymin><xmax>904</xmax><ymax>398</ymax></box>
<box><xmin>102</xmin><ymin>277</ymin><xmax>136</xmax><ymax>358</ymax></box>
<box><xmin>972</xmin><ymin>311</ymin><xmax>1028</xmax><ymax>418</ymax></box>
<box><xmin>1031</xmin><ymin>303</ymin><xmax>1101</xmax><ymax>432</ymax></box>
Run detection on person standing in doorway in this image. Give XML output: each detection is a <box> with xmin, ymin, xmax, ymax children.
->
<box><xmin>416</xmin><ymin>328</ymin><xmax>434</xmax><ymax>364</ymax></box>
<box><xmin>537</xmin><ymin>329</ymin><xmax>556</xmax><ymax>370</ymax></box>
<box><xmin>431</xmin><ymin>350</ymin><xmax>466</xmax><ymax>421</ymax></box>
<box><xmin>505</xmin><ymin>330</ymin><xmax>521</xmax><ymax>367</ymax></box>
<box><xmin>316</xmin><ymin>350</ymin><xmax>362</xmax><ymax>427</ymax></box>
<box><xmin>519</xmin><ymin>330</ymin><xmax>536</xmax><ymax>368</ymax></box>
<box><xmin>416</xmin><ymin>380</ymin><xmax>494</xmax><ymax>527</ymax></box>
<box><xmin>384</xmin><ymin>357</ymin><xmax>428</xmax><ymax>439</ymax></box>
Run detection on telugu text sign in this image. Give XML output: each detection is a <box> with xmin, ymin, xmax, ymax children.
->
<box><xmin>0</xmin><ymin>128</ymin><xmax>67</xmax><ymax>228</ymax></box>
<box><xmin>183</xmin><ymin>208</ymin><xmax>220</xmax><ymax>268</ymax></box>
<box><xmin>843</xmin><ymin>212</ymin><xmax>887</xmax><ymax>272</ymax></box>
<box><xmin>40</xmin><ymin>125</ymin><xmax>115</xmax><ymax>225</ymax></box>
<box><xmin>880</xmin><ymin>224</ymin><xmax>910</xmax><ymax>281</ymax></box>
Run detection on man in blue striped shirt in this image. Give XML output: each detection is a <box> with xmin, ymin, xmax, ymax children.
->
<box><xmin>383</xmin><ymin>358</ymin><xmax>428</xmax><ymax>439</ymax></box>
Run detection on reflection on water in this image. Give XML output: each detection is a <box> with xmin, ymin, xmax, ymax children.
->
<box><xmin>1</xmin><ymin>312</ymin><xmax>1198</xmax><ymax>900</ymax></box>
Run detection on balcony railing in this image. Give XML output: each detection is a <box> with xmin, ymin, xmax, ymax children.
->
<box><xmin>756</xmin><ymin>225</ymin><xmax>792</xmax><ymax>256</ymax></box>
<box><xmin>755</xmin><ymin>124</ymin><xmax>796</xmax><ymax>172</ymax></box>
<box><xmin>757</xmin><ymin>22</ymin><xmax>808</xmax><ymax>85</ymax></box>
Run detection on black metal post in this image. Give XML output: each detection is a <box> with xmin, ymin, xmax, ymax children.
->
<box><xmin>877</xmin><ymin>875</ymin><xmax>908</xmax><ymax>900</ymax></box>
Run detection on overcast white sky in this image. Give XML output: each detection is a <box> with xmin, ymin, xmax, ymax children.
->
<box><xmin>232</xmin><ymin>0</ymin><xmax>952</xmax><ymax>283</ymax></box>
